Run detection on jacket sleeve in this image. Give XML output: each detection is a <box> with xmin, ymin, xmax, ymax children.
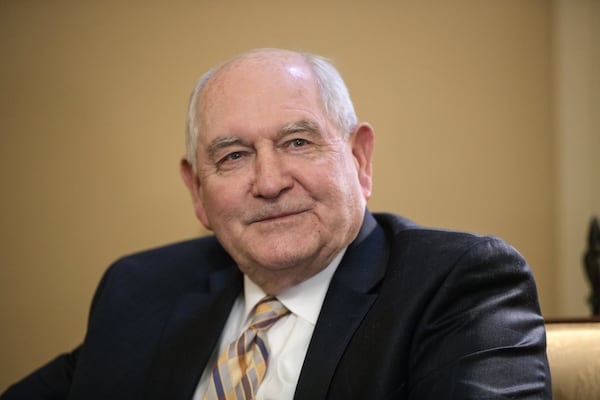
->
<box><xmin>2</xmin><ymin>261</ymin><xmax>113</xmax><ymax>400</ymax></box>
<box><xmin>1</xmin><ymin>348</ymin><xmax>80</xmax><ymax>400</ymax></box>
<box><xmin>407</xmin><ymin>236</ymin><xmax>552</xmax><ymax>399</ymax></box>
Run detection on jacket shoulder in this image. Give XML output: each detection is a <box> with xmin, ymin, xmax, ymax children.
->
<box><xmin>109</xmin><ymin>236</ymin><xmax>233</xmax><ymax>277</ymax></box>
<box><xmin>89</xmin><ymin>236</ymin><xmax>235</xmax><ymax>314</ymax></box>
<box><xmin>371</xmin><ymin>211</ymin><xmax>529</xmax><ymax>284</ymax></box>
<box><xmin>372</xmin><ymin>211</ymin><xmax>493</xmax><ymax>249</ymax></box>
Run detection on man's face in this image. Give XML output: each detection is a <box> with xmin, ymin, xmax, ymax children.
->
<box><xmin>182</xmin><ymin>52</ymin><xmax>373</xmax><ymax>293</ymax></box>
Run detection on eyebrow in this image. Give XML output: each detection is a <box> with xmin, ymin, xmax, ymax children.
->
<box><xmin>278</xmin><ymin>119</ymin><xmax>322</xmax><ymax>138</ymax></box>
<box><xmin>206</xmin><ymin>136</ymin><xmax>247</xmax><ymax>159</ymax></box>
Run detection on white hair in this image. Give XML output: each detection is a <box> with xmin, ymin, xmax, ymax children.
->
<box><xmin>185</xmin><ymin>49</ymin><xmax>358</xmax><ymax>172</ymax></box>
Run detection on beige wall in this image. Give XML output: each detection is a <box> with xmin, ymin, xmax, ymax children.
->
<box><xmin>553</xmin><ymin>0</ymin><xmax>600</xmax><ymax>317</ymax></box>
<box><xmin>0</xmin><ymin>0</ymin><xmax>591</xmax><ymax>391</ymax></box>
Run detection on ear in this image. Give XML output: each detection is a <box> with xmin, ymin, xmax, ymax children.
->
<box><xmin>180</xmin><ymin>158</ymin><xmax>212</xmax><ymax>230</ymax></box>
<box><xmin>349</xmin><ymin>122</ymin><xmax>374</xmax><ymax>200</ymax></box>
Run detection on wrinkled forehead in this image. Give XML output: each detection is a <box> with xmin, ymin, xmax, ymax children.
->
<box><xmin>197</xmin><ymin>51</ymin><xmax>321</xmax><ymax>126</ymax></box>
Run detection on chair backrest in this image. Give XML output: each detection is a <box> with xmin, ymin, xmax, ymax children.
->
<box><xmin>545</xmin><ymin>320</ymin><xmax>600</xmax><ymax>400</ymax></box>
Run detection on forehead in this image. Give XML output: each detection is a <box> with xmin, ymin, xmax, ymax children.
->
<box><xmin>197</xmin><ymin>53</ymin><xmax>324</xmax><ymax>135</ymax></box>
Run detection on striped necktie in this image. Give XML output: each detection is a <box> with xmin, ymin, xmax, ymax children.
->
<box><xmin>204</xmin><ymin>297</ymin><xmax>290</xmax><ymax>400</ymax></box>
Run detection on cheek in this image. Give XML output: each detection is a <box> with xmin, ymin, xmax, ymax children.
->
<box><xmin>307</xmin><ymin>163</ymin><xmax>356</xmax><ymax>205</ymax></box>
<box><xmin>323</xmin><ymin>155</ymin><xmax>361</xmax><ymax>191</ymax></box>
<box><xmin>201</xmin><ymin>184</ymin><xmax>244</xmax><ymax>224</ymax></box>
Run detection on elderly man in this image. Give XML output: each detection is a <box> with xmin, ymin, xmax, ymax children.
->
<box><xmin>2</xmin><ymin>48</ymin><xmax>551</xmax><ymax>399</ymax></box>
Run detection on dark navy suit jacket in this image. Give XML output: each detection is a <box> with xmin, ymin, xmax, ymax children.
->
<box><xmin>2</xmin><ymin>212</ymin><xmax>551</xmax><ymax>399</ymax></box>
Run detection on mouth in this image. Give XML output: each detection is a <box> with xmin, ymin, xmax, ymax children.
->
<box><xmin>249</xmin><ymin>209</ymin><xmax>308</xmax><ymax>224</ymax></box>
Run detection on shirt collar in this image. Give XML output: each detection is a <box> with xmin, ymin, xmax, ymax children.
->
<box><xmin>243</xmin><ymin>248</ymin><xmax>346</xmax><ymax>325</ymax></box>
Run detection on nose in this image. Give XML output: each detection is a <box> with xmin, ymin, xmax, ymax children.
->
<box><xmin>251</xmin><ymin>148</ymin><xmax>293</xmax><ymax>199</ymax></box>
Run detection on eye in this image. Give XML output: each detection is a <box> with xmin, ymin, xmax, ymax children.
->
<box><xmin>289</xmin><ymin>138</ymin><xmax>309</xmax><ymax>147</ymax></box>
<box><xmin>225</xmin><ymin>151</ymin><xmax>242</xmax><ymax>161</ymax></box>
<box><xmin>216</xmin><ymin>151</ymin><xmax>246</xmax><ymax>170</ymax></box>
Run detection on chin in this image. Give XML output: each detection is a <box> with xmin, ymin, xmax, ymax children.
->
<box><xmin>255</xmin><ymin>252</ymin><xmax>312</xmax><ymax>270</ymax></box>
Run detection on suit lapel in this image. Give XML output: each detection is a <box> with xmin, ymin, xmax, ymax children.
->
<box><xmin>295</xmin><ymin>212</ymin><xmax>390</xmax><ymax>399</ymax></box>
<box><xmin>144</xmin><ymin>266</ymin><xmax>242</xmax><ymax>400</ymax></box>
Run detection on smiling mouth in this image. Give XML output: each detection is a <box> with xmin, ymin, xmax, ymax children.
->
<box><xmin>250</xmin><ymin>209</ymin><xmax>308</xmax><ymax>224</ymax></box>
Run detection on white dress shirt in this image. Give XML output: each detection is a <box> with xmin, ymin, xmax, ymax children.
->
<box><xmin>193</xmin><ymin>249</ymin><xmax>346</xmax><ymax>400</ymax></box>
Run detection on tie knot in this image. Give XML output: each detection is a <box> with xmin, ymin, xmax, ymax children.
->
<box><xmin>249</xmin><ymin>296</ymin><xmax>289</xmax><ymax>332</ymax></box>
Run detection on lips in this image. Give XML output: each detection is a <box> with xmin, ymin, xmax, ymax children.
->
<box><xmin>248</xmin><ymin>208</ymin><xmax>308</xmax><ymax>224</ymax></box>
